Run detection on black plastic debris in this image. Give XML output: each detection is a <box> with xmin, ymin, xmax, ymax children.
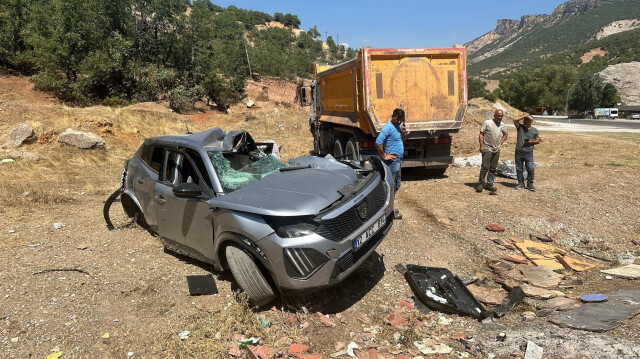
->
<box><xmin>186</xmin><ymin>274</ymin><xmax>218</xmax><ymax>296</ymax></box>
<box><xmin>403</xmin><ymin>264</ymin><xmax>524</xmax><ymax>320</ymax></box>
<box><xmin>404</xmin><ymin>265</ymin><xmax>491</xmax><ymax>319</ymax></box>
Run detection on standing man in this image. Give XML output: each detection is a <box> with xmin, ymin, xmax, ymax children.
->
<box><xmin>514</xmin><ymin>114</ymin><xmax>541</xmax><ymax>191</ymax></box>
<box><xmin>476</xmin><ymin>109</ymin><xmax>508</xmax><ymax>193</ymax></box>
<box><xmin>376</xmin><ymin>108</ymin><xmax>406</xmax><ymax>218</ymax></box>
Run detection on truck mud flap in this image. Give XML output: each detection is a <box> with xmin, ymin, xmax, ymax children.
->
<box><xmin>402</xmin><ymin>264</ymin><xmax>524</xmax><ymax>320</ymax></box>
<box><xmin>103</xmin><ymin>188</ymin><xmax>124</xmax><ymax>231</ymax></box>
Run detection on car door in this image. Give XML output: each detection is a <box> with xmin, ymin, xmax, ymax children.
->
<box><xmin>154</xmin><ymin>149</ymin><xmax>216</xmax><ymax>261</ymax></box>
<box><xmin>132</xmin><ymin>145</ymin><xmax>164</xmax><ymax>228</ymax></box>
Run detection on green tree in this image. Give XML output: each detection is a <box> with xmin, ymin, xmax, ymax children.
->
<box><xmin>600</xmin><ymin>82</ymin><xmax>621</xmax><ymax>107</ymax></box>
<box><xmin>26</xmin><ymin>0</ymin><xmax>109</xmax><ymax>102</ymax></box>
<box><xmin>497</xmin><ymin>65</ymin><xmax>575</xmax><ymax>112</ymax></box>
<box><xmin>345</xmin><ymin>47</ymin><xmax>358</xmax><ymax>60</ymax></box>
<box><xmin>468</xmin><ymin>78</ymin><xmax>488</xmax><ymax>99</ymax></box>
<box><xmin>0</xmin><ymin>0</ymin><xmax>31</xmax><ymax>71</ymax></box>
<box><xmin>308</xmin><ymin>25</ymin><xmax>320</xmax><ymax>39</ymax></box>
<box><xmin>282</xmin><ymin>13</ymin><xmax>301</xmax><ymax>28</ymax></box>
<box><xmin>568</xmin><ymin>73</ymin><xmax>604</xmax><ymax>112</ymax></box>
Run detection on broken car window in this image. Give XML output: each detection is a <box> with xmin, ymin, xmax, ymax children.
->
<box><xmin>208</xmin><ymin>151</ymin><xmax>289</xmax><ymax>192</ymax></box>
<box><xmin>163</xmin><ymin>151</ymin><xmax>203</xmax><ymax>186</ymax></box>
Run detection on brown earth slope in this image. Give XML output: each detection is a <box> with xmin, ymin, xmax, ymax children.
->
<box><xmin>1</xmin><ymin>76</ymin><xmax>640</xmax><ymax>358</ymax></box>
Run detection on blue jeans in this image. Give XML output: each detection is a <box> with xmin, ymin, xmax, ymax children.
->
<box><xmin>384</xmin><ymin>157</ymin><xmax>402</xmax><ymax>192</ymax></box>
<box><xmin>515</xmin><ymin>151</ymin><xmax>535</xmax><ymax>184</ymax></box>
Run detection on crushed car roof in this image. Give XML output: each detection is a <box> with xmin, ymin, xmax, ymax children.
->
<box><xmin>145</xmin><ymin>127</ymin><xmax>257</xmax><ymax>151</ymax></box>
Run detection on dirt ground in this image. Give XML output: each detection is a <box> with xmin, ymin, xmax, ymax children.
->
<box><xmin>1</xmin><ymin>75</ymin><xmax>640</xmax><ymax>358</ymax></box>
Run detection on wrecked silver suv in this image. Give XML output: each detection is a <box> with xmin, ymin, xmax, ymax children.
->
<box><xmin>105</xmin><ymin>127</ymin><xmax>395</xmax><ymax>306</ymax></box>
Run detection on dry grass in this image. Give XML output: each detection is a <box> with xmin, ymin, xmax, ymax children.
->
<box><xmin>155</xmin><ymin>296</ymin><xmax>273</xmax><ymax>357</ymax></box>
<box><xmin>1</xmin><ymin>101</ymin><xmax>312</xmax><ymax>218</ymax></box>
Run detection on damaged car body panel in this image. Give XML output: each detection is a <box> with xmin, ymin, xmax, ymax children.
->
<box><xmin>106</xmin><ymin>127</ymin><xmax>395</xmax><ymax>305</ymax></box>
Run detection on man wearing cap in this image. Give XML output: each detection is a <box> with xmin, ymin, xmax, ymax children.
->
<box><xmin>514</xmin><ymin>114</ymin><xmax>541</xmax><ymax>191</ymax></box>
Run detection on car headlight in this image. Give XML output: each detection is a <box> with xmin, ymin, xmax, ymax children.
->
<box><xmin>264</xmin><ymin>216</ymin><xmax>319</xmax><ymax>238</ymax></box>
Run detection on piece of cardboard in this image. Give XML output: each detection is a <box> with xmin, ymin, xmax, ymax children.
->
<box><xmin>514</xmin><ymin>240</ymin><xmax>566</xmax><ymax>270</ymax></box>
<box><xmin>561</xmin><ymin>256</ymin><xmax>595</xmax><ymax>272</ymax></box>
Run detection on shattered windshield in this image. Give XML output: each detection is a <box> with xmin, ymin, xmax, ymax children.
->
<box><xmin>208</xmin><ymin>151</ymin><xmax>290</xmax><ymax>192</ymax></box>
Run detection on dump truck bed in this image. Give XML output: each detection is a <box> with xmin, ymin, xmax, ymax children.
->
<box><xmin>315</xmin><ymin>47</ymin><xmax>467</xmax><ymax>136</ymax></box>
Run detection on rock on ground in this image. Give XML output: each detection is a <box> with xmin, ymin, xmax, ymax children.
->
<box><xmin>58</xmin><ymin>128</ymin><xmax>105</xmax><ymax>149</ymax></box>
<box><xmin>3</xmin><ymin>123</ymin><xmax>37</xmax><ymax>148</ymax></box>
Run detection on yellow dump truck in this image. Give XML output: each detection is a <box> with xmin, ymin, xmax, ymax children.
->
<box><xmin>301</xmin><ymin>47</ymin><xmax>467</xmax><ymax>175</ymax></box>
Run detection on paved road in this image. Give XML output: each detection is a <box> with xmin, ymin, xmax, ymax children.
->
<box><xmin>534</xmin><ymin>116</ymin><xmax>640</xmax><ymax>130</ymax></box>
<box><xmin>530</xmin><ymin>116</ymin><xmax>640</xmax><ymax>133</ymax></box>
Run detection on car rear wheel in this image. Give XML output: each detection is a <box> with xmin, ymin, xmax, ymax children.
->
<box><xmin>225</xmin><ymin>244</ymin><xmax>276</xmax><ymax>307</ymax></box>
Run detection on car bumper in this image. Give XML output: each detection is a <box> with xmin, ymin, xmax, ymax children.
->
<box><xmin>257</xmin><ymin>209</ymin><xmax>394</xmax><ymax>293</ymax></box>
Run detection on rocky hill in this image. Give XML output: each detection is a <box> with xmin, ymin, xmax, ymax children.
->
<box><xmin>466</xmin><ymin>0</ymin><xmax>640</xmax><ymax>76</ymax></box>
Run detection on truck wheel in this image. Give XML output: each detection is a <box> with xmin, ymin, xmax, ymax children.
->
<box><xmin>225</xmin><ymin>244</ymin><xmax>276</xmax><ymax>307</ymax></box>
<box><xmin>334</xmin><ymin>140</ymin><xmax>344</xmax><ymax>158</ymax></box>
<box><xmin>345</xmin><ymin>139</ymin><xmax>359</xmax><ymax>161</ymax></box>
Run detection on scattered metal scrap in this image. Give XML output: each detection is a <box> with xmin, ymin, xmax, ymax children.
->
<box><xmin>570</xmin><ymin>248</ymin><xmax>615</xmax><ymax>263</ymax></box>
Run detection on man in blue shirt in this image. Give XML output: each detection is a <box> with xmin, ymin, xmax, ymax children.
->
<box><xmin>376</xmin><ymin>108</ymin><xmax>406</xmax><ymax>218</ymax></box>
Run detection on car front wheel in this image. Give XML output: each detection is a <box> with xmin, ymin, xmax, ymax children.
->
<box><xmin>225</xmin><ymin>244</ymin><xmax>276</xmax><ymax>307</ymax></box>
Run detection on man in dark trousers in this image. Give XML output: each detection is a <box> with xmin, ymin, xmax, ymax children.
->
<box><xmin>476</xmin><ymin>109</ymin><xmax>508</xmax><ymax>193</ymax></box>
<box><xmin>514</xmin><ymin>114</ymin><xmax>541</xmax><ymax>191</ymax></box>
<box><xmin>376</xmin><ymin>108</ymin><xmax>406</xmax><ymax>218</ymax></box>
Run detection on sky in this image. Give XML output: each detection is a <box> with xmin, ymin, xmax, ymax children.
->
<box><xmin>213</xmin><ymin>0</ymin><xmax>569</xmax><ymax>48</ymax></box>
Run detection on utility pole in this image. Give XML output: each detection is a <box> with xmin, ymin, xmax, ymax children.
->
<box><xmin>244</xmin><ymin>40</ymin><xmax>252</xmax><ymax>78</ymax></box>
<box><xmin>325</xmin><ymin>30</ymin><xmax>328</xmax><ymax>39</ymax></box>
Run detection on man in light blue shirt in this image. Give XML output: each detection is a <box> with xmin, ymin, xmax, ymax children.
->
<box><xmin>376</xmin><ymin>107</ymin><xmax>406</xmax><ymax>190</ymax></box>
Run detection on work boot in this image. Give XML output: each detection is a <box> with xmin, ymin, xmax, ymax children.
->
<box><xmin>393</xmin><ymin>209</ymin><xmax>403</xmax><ymax>219</ymax></box>
<box><xmin>527</xmin><ymin>182</ymin><xmax>536</xmax><ymax>192</ymax></box>
<box><xmin>485</xmin><ymin>184</ymin><xmax>497</xmax><ymax>192</ymax></box>
<box><xmin>515</xmin><ymin>183</ymin><xmax>525</xmax><ymax>190</ymax></box>
<box><xmin>475</xmin><ymin>183</ymin><xmax>484</xmax><ymax>193</ymax></box>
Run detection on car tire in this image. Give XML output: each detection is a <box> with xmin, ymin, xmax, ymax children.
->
<box><xmin>345</xmin><ymin>139</ymin><xmax>359</xmax><ymax>161</ymax></box>
<box><xmin>225</xmin><ymin>244</ymin><xmax>276</xmax><ymax>307</ymax></box>
<box><xmin>334</xmin><ymin>139</ymin><xmax>344</xmax><ymax>158</ymax></box>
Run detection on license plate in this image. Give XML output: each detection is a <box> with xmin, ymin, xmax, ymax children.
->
<box><xmin>353</xmin><ymin>214</ymin><xmax>386</xmax><ymax>251</ymax></box>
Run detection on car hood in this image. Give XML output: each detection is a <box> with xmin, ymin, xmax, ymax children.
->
<box><xmin>208</xmin><ymin>166</ymin><xmax>359</xmax><ymax>216</ymax></box>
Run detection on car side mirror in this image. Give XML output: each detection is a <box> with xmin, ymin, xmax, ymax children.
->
<box><xmin>173</xmin><ymin>182</ymin><xmax>202</xmax><ymax>198</ymax></box>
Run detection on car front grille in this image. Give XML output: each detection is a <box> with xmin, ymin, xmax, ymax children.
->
<box><xmin>315</xmin><ymin>180</ymin><xmax>388</xmax><ymax>243</ymax></box>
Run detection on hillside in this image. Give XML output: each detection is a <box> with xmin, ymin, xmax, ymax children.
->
<box><xmin>466</xmin><ymin>0</ymin><xmax>640</xmax><ymax>77</ymax></box>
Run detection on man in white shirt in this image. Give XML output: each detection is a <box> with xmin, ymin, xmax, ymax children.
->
<box><xmin>476</xmin><ymin>110</ymin><xmax>508</xmax><ymax>193</ymax></box>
